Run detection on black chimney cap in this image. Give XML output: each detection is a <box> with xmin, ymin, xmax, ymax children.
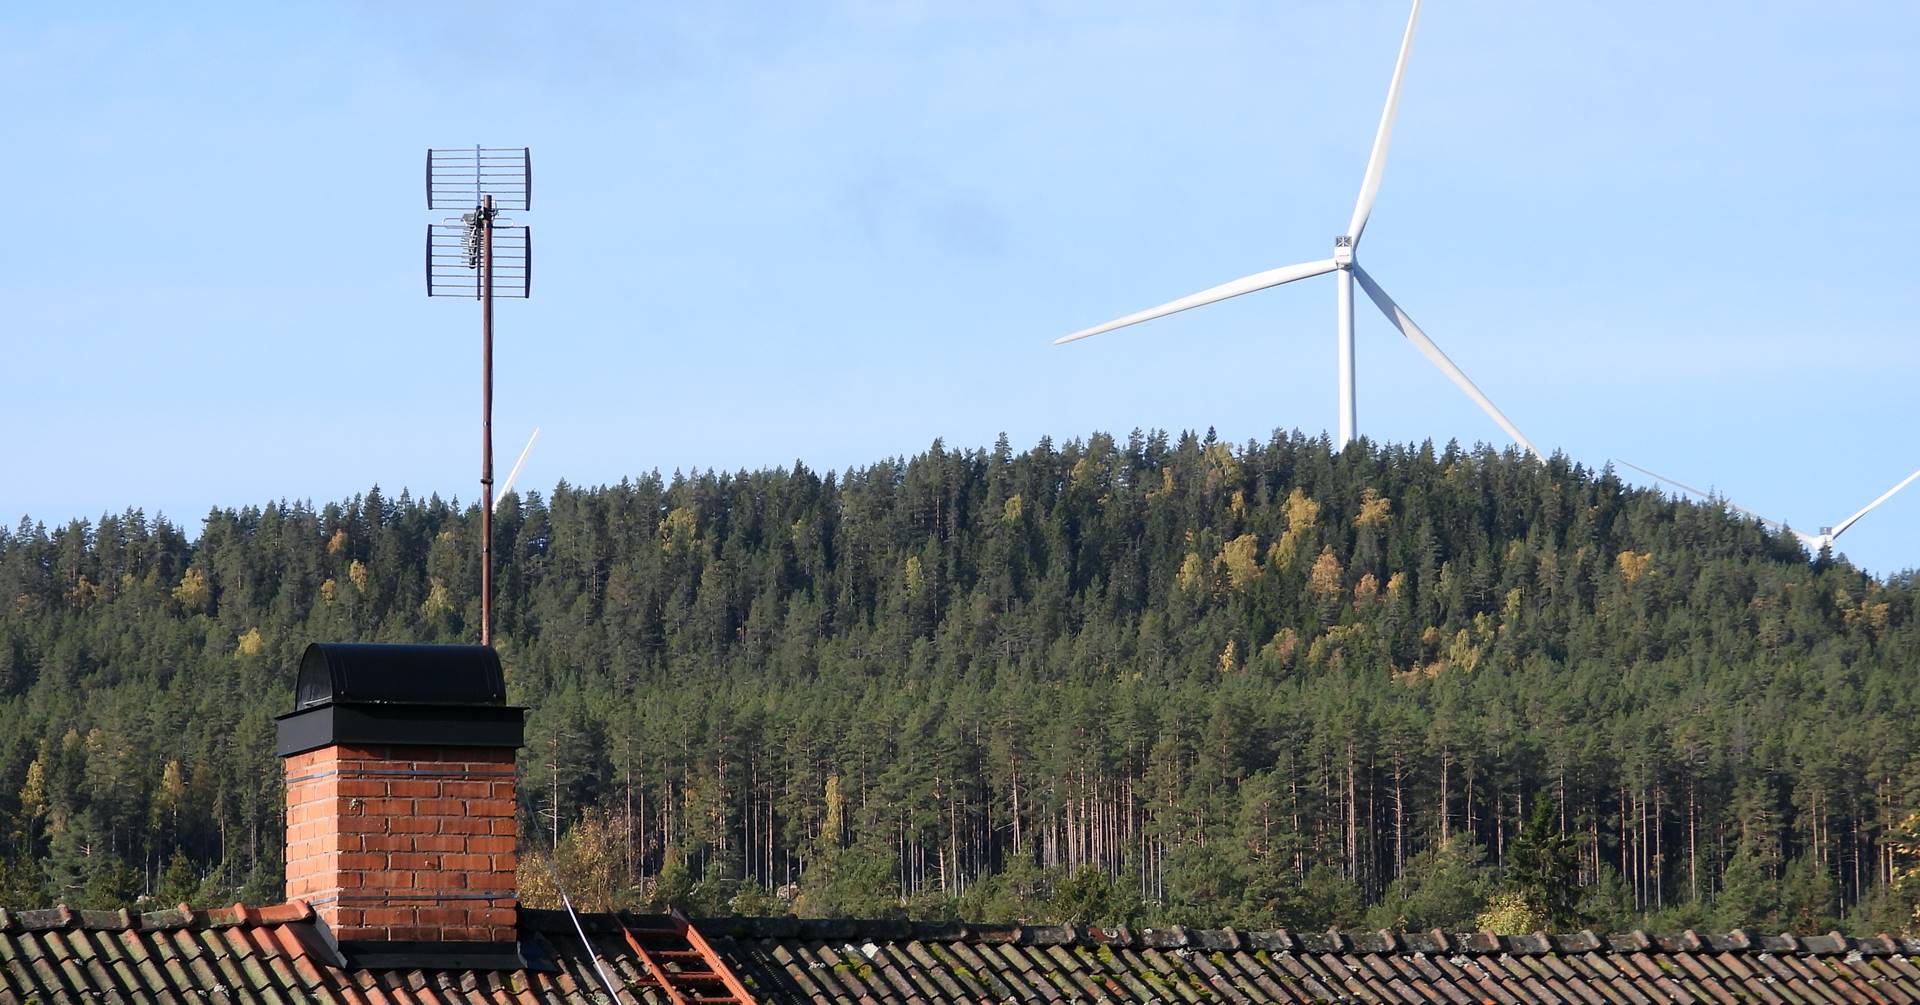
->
<box><xmin>295</xmin><ymin>642</ymin><xmax>507</xmax><ymax>710</ymax></box>
<box><xmin>277</xmin><ymin>642</ymin><xmax>523</xmax><ymax>757</ymax></box>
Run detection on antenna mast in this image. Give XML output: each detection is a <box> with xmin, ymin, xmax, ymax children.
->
<box><xmin>427</xmin><ymin>146</ymin><xmax>532</xmax><ymax>647</ymax></box>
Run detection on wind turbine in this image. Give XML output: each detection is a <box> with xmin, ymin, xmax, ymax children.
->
<box><xmin>494</xmin><ymin>427</ymin><xmax>540</xmax><ymax>513</ymax></box>
<box><xmin>1055</xmin><ymin>0</ymin><xmax>1539</xmax><ymax>458</ymax></box>
<box><xmin>1615</xmin><ymin>458</ymin><xmax>1920</xmax><ymax>555</ymax></box>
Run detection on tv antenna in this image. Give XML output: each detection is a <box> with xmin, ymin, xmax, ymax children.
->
<box><xmin>426</xmin><ymin>146</ymin><xmax>532</xmax><ymax>647</ymax></box>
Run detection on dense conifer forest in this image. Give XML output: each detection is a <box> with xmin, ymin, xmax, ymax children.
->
<box><xmin>2</xmin><ymin>430</ymin><xmax>1917</xmax><ymax>933</ymax></box>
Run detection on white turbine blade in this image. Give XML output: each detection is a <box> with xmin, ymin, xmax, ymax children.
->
<box><xmin>1826</xmin><ymin>466</ymin><xmax>1920</xmax><ymax>540</ymax></box>
<box><xmin>495</xmin><ymin>427</ymin><xmax>540</xmax><ymax>511</ymax></box>
<box><xmin>1055</xmin><ymin>258</ymin><xmax>1338</xmax><ymax>345</ymax></box>
<box><xmin>1612</xmin><ymin>458</ymin><xmax>1788</xmax><ymax>533</ymax></box>
<box><xmin>1351</xmin><ymin>265</ymin><xmax>1539</xmax><ymax>458</ymax></box>
<box><xmin>1347</xmin><ymin>0</ymin><xmax>1423</xmax><ymax>245</ymax></box>
<box><xmin>1612</xmin><ymin>458</ymin><xmax>1716</xmax><ymax>502</ymax></box>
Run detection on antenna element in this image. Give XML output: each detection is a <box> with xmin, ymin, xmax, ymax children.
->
<box><xmin>425</xmin><ymin>146</ymin><xmax>534</xmax><ymax>647</ymax></box>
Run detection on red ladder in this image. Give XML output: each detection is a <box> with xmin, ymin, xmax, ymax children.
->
<box><xmin>615</xmin><ymin>910</ymin><xmax>757</xmax><ymax>1005</ymax></box>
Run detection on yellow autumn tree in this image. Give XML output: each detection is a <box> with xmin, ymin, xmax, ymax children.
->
<box><xmin>903</xmin><ymin>555</ymin><xmax>925</xmax><ymax>599</ymax></box>
<box><xmin>1215</xmin><ymin>534</ymin><xmax>1263</xmax><ymax>590</ymax></box>
<box><xmin>1260</xmin><ymin>628</ymin><xmax>1300</xmax><ymax>669</ymax></box>
<box><xmin>422</xmin><ymin>580</ymin><xmax>453</xmax><ymax>619</ymax></box>
<box><xmin>1616</xmin><ymin>550</ymin><xmax>1653</xmax><ymax>583</ymax></box>
<box><xmin>1272</xmin><ymin>489</ymin><xmax>1322</xmax><ymax>570</ymax></box>
<box><xmin>153</xmin><ymin>759</ymin><xmax>187</xmax><ymax>837</ymax></box>
<box><xmin>1201</xmin><ymin>441</ymin><xmax>1240</xmax><ymax>495</ymax></box>
<box><xmin>1354</xmin><ymin>487</ymin><xmax>1392</xmax><ymax>528</ymax></box>
<box><xmin>1175</xmin><ymin>552</ymin><xmax>1206</xmax><ymax>593</ymax></box>
<box><xmin>518</xmin><ymin>808</ymin><xmax>632</xmax><ymax>911</ymax></box>
<box><xmin>236</xmin><ymin>628</ymin><xmax>265</xmax><ymax>658</ymax></box>
<box><xmin>660</xmin><ymin>505</ymin><xmax>699</xmax><ymax>554</ymax></box>
<box><xmin>1884</xmin><ymin>811</ymin><xmax>1920</xmax><ymax>933</ymax></box>
<box><xmin>1308</xmin><ymin>546</ymin><xmax>1344</xmax><ymax>598</ymax></box>
<box><xmin>1352</xmin><ymin>573</ymin><xmax>1379</xmax><ymax>610</ymax></box>
<box><xmin>171</xmin><ymin>567</ymin><xmax>210</xmax><ymax>613</ymax></box>
<box><xmin>18</xmin><ymin>758</ymin><xmax>45</xmax><ymax>822</ymax></box>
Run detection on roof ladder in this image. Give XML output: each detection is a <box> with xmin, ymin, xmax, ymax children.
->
<box><xmin>615</xmin><ymin>910</ymin><xmax>758</xmax><ymax>1005</ymax></box>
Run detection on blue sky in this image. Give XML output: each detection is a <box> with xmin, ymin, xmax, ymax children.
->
<box><xmin>3</xmin><ymin>2</ymin><xmax>1916</xmax><ymax>573</ymax></box>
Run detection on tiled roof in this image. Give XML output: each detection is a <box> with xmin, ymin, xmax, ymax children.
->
<box><xmin>7</xmin><ymin>902</ymin><xmax>1920</xmax><ymax>1004</ymax></box>
<box><xmin>705</xmin><ymin>918</ymin><xmax>1920</xmax><ymax>1005</ymax></box>
<box><xmin>0</xmin><ymin>902</ymin><xmax>624</xmax><ymax>1004</ymax></box>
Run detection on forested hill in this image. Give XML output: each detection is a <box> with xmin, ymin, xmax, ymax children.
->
<box><xmin>1</xmin><ymin>430</ymin><xmax>1917</xmax><ymax>934</ymax></box>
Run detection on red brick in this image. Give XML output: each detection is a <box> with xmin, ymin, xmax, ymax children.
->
<box><xmin>338</xmin><ymin>815</ymin><xmax>390</xmax><ymax>834</ymax></box>
<box><xmin>414</xmin><ymin>834</ymin><xmax>464</xmax><ymax>853</ymax></box>
<box><xmin>361</xmin><ymin>907</ymin><xmax>416</xmax><ymax>927</ymax></box>
<box><xmin>430</xmin><ymin>746</ymin><xmax>499</xmax><ymax>763</ymax></box>
<box><xmin>390</xmin><ymin>853</ymin><xmax>439</xmax><ymax>870</ymax></box>
<box><xmin>363</xmin><ymin>870</ymin><xmax>417</xmax><ymax>890</ymax></box>
<box><xmin>286</xmin><ymin>820</ymin><xmax>332</xmax><ymax>842</ymax></box>
<box><xmin>441</xmin><ymin>781</ymin><xmax>490</xmax><ymax>798</ymax></box>
<box><xmin>414</xmin><ymin>905</ymin><xmax>461</xmax><ymax>922</ymax></box>
<box><xmin>336</xmin><ymin>779</ymin><xmax>387</xmax><ymax>797</ymax></box>
<box><xmin>467</xmin><ymin>835</ymin><xmax>515</xmax><ymax>854</ymax></box>
<box><xmin>390</xmin><ymin>816</ymin><xmax>439</xmax><ymax>833</ymax></box>
<box><xmin>413</xmin><ymin>798</ymin><xmax>465</xmax><ymax>816</ymax></box>
<box><xmin>329</xmin><ymin>743</ymin><xmax>390</xmax><ymax>760</ymax></box>
<box><xmin>389</xmin><ymin>780</ymin><xmax>440</xmax><ymax>798</ymax></box>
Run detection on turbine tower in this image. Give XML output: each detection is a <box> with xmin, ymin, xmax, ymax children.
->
<box><xmin>1057</xmin><ymin>0</ymin><xmax>1539</xmax><ymax>458</ymax></box>
<box><xmin>1616</xmin><ymin>459</ymin><xmax>1920</xmax><ymax>556</ymax></box>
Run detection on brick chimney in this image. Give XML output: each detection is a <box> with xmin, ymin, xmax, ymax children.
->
<box><xmin>276</xmin><ymin>643</ymin><xmax>526</xmax><ymax>968</ymax></box>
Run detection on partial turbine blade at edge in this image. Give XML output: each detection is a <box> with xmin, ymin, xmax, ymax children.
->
<box><xmin>1347</xmin><ymin>0</ymin><xmax>1423</xmax><ymax>245</ymax></box>
<box><xmin>495</xmin><ymin>427</ymin><xmax>541</xmax><ymax>512</ymax></box>
<box><xmin>1055</xmin><ymin>258</ymin><xmax>1339</xmax><ymax>345</ymax></box>
<box><xmin>1351</xmin><ymin>265</ymin><xmax>1540</xmax><ymax>458</ymax></box>
<box><xmin>1826</xmin><ymin>466</ymin><xmax>1920</xmax><ymax>540</ymax></box>
<box><xmin>1612</xmin><ymin>458</ymin><xmax>1788</xmax><ymax>533</ymax></box>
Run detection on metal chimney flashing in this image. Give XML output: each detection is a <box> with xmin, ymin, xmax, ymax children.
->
<box><xmin>275</xmin><ymin>702</ymin><xmax>525</xmax><ymax>757</ymax></box>
<box><xmin>336</xmin><ymin>940</ymin><xmax>530</xmax><ymax>972</ymax></box>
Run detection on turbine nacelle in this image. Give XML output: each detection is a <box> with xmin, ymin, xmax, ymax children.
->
<box><xmin>1332</xmin><ymin>236</ymin><xmax>1354</xmax><ymax>268</ymax></box>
